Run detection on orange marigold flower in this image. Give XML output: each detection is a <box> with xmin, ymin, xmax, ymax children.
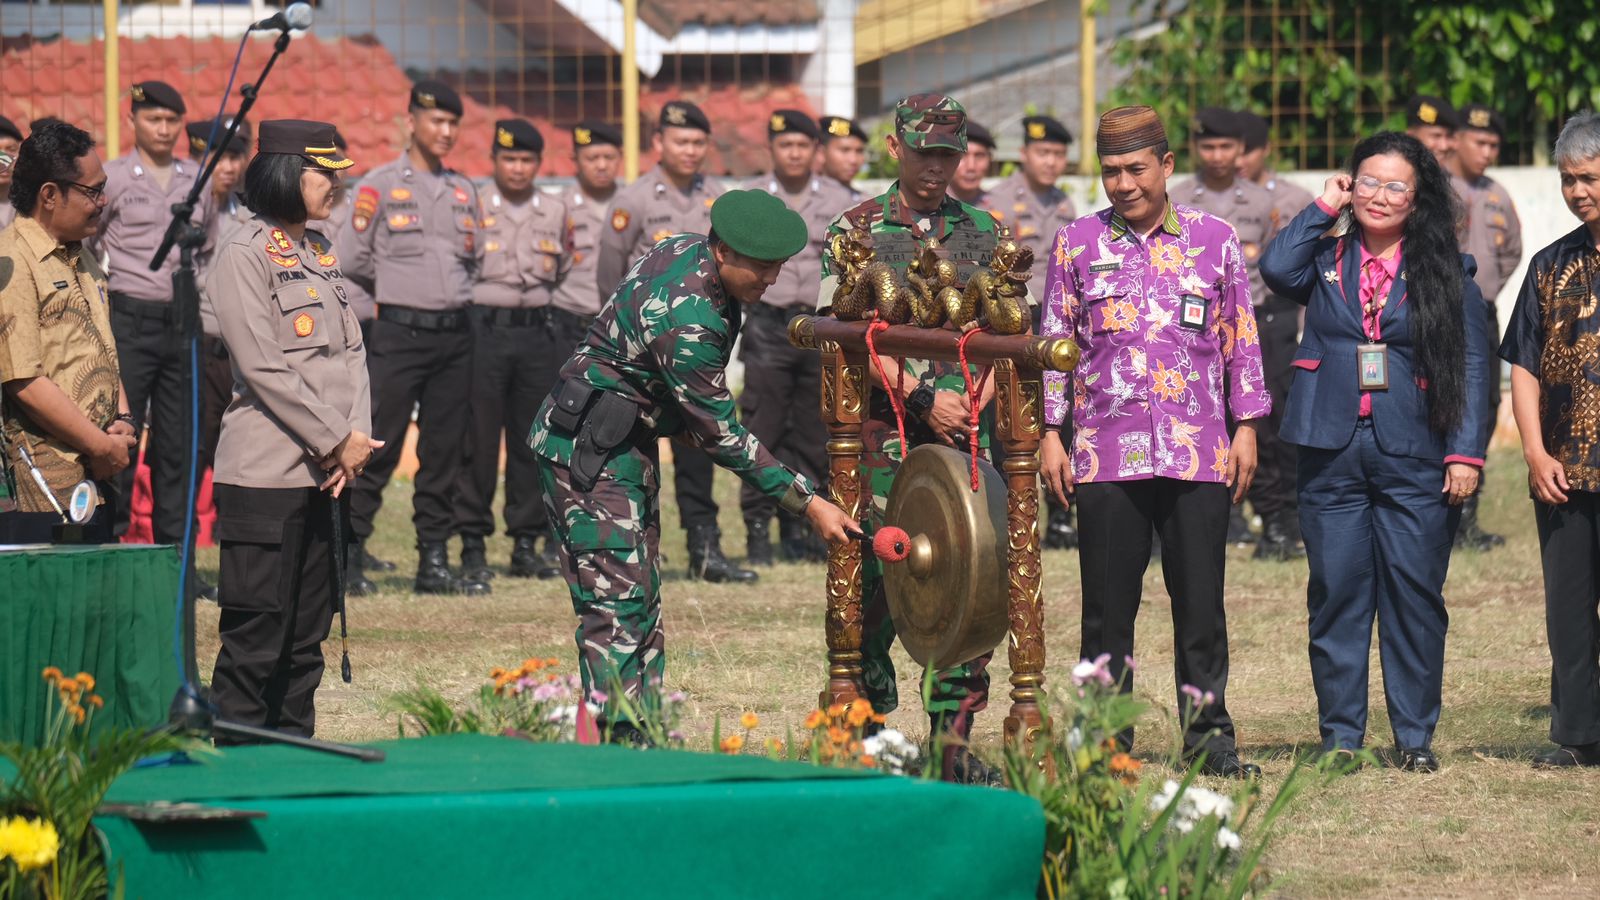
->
<box><xmin>859</xmin><ymin>754</ymin><xmax>877</xmax><ymax>768</ymax></box>
<box><xmin>1109</xmin><ymin>752</ymin><xmax>1142</xmax><ymax>775</ymax></box>
<box><xmin>70</xmin><ymin>705</ymin><xmax>86</xmax><ymax>725</ymax></box>
<box><xmin>870</xmin><ymin>713</ymin><xmax>888</xmax><ymax>725</ymax></box>
<box><xmin>719</xmin><ymin>734</ymin><xmax>745</xmax><ymax>754</ymax></box>
<box><xmin>523</xmin><ymin>658</ymin><xmax>544</xmax><ymax>671</ymax></box>
<box><xmin>740</xmin><ymin>711</ymin><xmax>760</xmax><ymax>730</ymax></box>
<box><xmin>765</xmin><ymin>738</ymin><xmax>785</xmax><ymax>754</ymax></box>
<box><xmin>75</xmin><ymin>672</ymin><xmax>95</xmax><ymax>691</ymax></box>
<box><xmin>544</xmin><ymin>657</ymin><xmax>560</xmax><ymax>667</ymax></box>
<box><xmin>41</xmin><ymin>667</ymin><xmax>63</xmax><ymax>683</ymax></box>
<box><xmin>804</xmin><ymin>710</ymin><xmax>827</xmax><ymax>730</ymax></box>
<box><xmin>89</xmin><ymin>695</ymin><xmax>105</xmax><ymax>709</ymax></box>
<box><xmin>826</xmin><ymin>702</ymin><xmax>847</xmax><ymax>719</ymax></box>
<box><xmin>827</xmin><ymin>726</ymin><xmax>850</xmax><ymax>746</ymax></box>
<box><xmin>846</xmin><ymin>704</ymin><xmax>871</xmax><ymax>727</ymax></box>
<box><xmin>489</xmin><ymin>667</ymin><xmax>507</xmax><ymax>680</ymax></box>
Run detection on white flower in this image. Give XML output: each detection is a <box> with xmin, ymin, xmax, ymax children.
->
<box><xmin>547</xmin><ymin>704</ymin><xmax>579</xmax><ymax>726</ymax></box>
<box><xmin>1323</xmin><ymin>268</ymin><xmax>1339</xmax><ymax>283</ymax></box>
<box><xmin>1185</xmin><ymin>786</ymin><xmax>1235</xmax><ymax>820</ymax></box>
<box><xmin>1216</xmin><ymin>827</ymin><xmax>1242</xmax><ymax>852</ymax></box>
<box><xmin>1065</xmin><ymin>726</ymin><xmax>1085</xmax><ymax>752</ymax></box>
<box><xmin>861</xmin><ymin>728</ymin><xmax>920</xmax><ymax>774</ymax></box>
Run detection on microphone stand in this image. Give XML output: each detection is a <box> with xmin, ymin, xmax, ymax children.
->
<box><xmin>150</xmin><ymin>26</ymin><xmax>383</xmax><ymax>763</ymax></box>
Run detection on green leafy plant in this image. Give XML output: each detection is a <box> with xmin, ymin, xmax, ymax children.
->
<box><xmin>1</xmin><ymin>668</ymin><xmax>197</xmax><ymax>900</ymax></box>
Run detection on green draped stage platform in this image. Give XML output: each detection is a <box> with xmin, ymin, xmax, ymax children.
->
<box><xmin>94</xmin><ymin>734</ymin><xmax>1045</xmax><ymax>899</ymax></box>
<box><xmin>0</xmin><ymin>545</ymin><xmax>182</xmax><ymax>745</ymax></box>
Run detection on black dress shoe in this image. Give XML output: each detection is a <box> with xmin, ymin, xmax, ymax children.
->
<box><xmin>1043</xmin><ymin>507</ymin><xmax>1078</xmax><ymax>550</ymax></box>
<box><xmin>1398</xmin><ymin>747</ymin><xmax>1440</xmax><ymax>772</ymax></box>
<box><xmin>194</xmin><ymin>576</ymin><xmax>219</xmax><ymax>603</ymax></box>
<box><xmin>1196</xmin><ymin>751</ymin><xmax>1261</xmax><ymax>779</ymax></box>
<box><xmin>459</xmin><ymin>537</ymin><xmax>496</xmax><ymax>583</ymax></box>
<box><xmin>1532</xmin><ymin>742</ymin><xmax>1600</xmax><ymax>769</ymax></box>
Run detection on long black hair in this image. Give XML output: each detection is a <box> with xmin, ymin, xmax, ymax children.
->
<box><xmin>242</xmin><ymin>152</ymin><xmax>308</xmax><ymax>223</ymax></box>
<box><xmin>1342</xmin><ymin>131</ymin><xmax>1466</xmax><ymax>435</ymax></box>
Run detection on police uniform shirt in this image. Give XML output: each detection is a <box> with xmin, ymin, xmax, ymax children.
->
<box><xmin>985</xmin><ymin>170</ymin><xmax>1077</xmax><ymax>287</ymax></box>
<box><xmin>90</xmin><ymin>154</ymin><xmax>212</xmax><ymax>302</ymax></box>
<box><xmin>474</xmin><ymin>187</ymin><xmax>571</xmax><ymax>309</ymax></box>
<box><xmin>743</xmin><ymin>173</ymin><xmax>854</xmax><ymax>309</ymax></box>
<box><xmin>340</xmin><ymin>155</ymin><xmax>478</xmax><ymax>311</ymax></box>
<box><xmin>596</xmin><ymin>166</ymin><xmax>725</xmax><ymax>303</ymax></box>
<box><xmin>205</xmin><ymin>216</ymin><xmax>370</xmax><ymax>488</ymax></box>
<box><xmin>1453</xmin><ymin>172</ymin><xmax>1524</xmax><ymax>304</ymax></box>
<box><xmin>1259</xmin><ymin>172</ymin><xmax>1315</xmax><ymax>236</ymax></box>
<box><xmin>0</xmin><ymin>216</ymin><xmax>119</xmax><ymax>511</ymax></box>
<box><xmin>323</xmin><ymin>190</ymin><xmax>376</xmax><ymax>321</ymax></box>
<box><xmin>551</xmin><ymin>184</ymin><xmax>611</xmax><ymax>318</ymax></box>
<box><xmin>1168</xmin><ymin>175</ymin><xmax>1277</xmax><ymax>304</ymax></box>
<box><xmin>198</xmin><ymin>192</ymin><xmax>256</xmax><ymax>338</ymax></box>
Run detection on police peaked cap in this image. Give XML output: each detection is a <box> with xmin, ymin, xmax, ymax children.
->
<box><xmin>1236</xmin><ymin>111</ymin><xmax>1271</xmax><ymax>151</ymax></box>
<box><xmin>0</xmin><ymin>115</ymin><xmax>20</xmax><ymax>142</ymax></box>
<box><xmin>130</xmin><ymin>81</ymin><xmax>186</xmax><ymax>115</ymax></box>
<box><xmin>257</xmin><ymin>119</ymin><xmax>354</xmax><ymax>170</ymax></box>
<box><xmin>1022</xmin><ymin>115</ymin><xmax>1073</xmax><ymax>145</ymax></box>
<box><xmin>964</xmin><ymin>120</ymin><xmax>995</xmax><ymax>150</ymax></box>
<box><xmin>186</xmin><ymin>118</ymin><xmax>249</xmax><ymax>156</ymax></box>
<box><xmin>410</xmin><ymin>80</ymin><xmax>464</xmax><ymax>117</ymax></box>
<box><xmin>494</xmin><ymin>118</ymin><xmax>544</xmax><ymax>154</ymax></box>
<box><xmin>1458</xmin><ymin>103</ymin><xmax>1505</xmax><ymax>137</ymax></box>
<box><xmin>659</xmin><ymin>101</ymin><xmax>711</xmax><ymax>134</ymax></box>
<box><xmin>768</xmin><ymin>109</ymin><xmax>820</xmax><ymax>141</ymax></box>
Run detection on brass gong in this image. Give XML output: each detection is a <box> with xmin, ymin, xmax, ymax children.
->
<box><xmin>882</xmin><ymin>444</ymin><xmax>1010</xmax><ymax>669</ymax></box>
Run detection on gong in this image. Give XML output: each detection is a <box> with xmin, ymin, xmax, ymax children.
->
<box><xmin>881</xmin><ymin>444</ymin><xmax>1010</xmax><ymax>669</ymax></box>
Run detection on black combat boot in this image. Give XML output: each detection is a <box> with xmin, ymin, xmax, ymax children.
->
<box><xmin>1454</xmin><ymin>495</ymin><xmax>1505</xmax><ymax>551</ymax></box>
<box><xmin>1043</xmin><ymin>505</ymin><xmax>1078</xmax><ymax>550</ymax></box>
<box><xmin>416</xmin><ymin>541</ymin><xmax>490</xmax><ymax>596</ymax></box>
<box><xmin>1253</xmin><ymin>513</ymin><xmax>1306</xmax><ymax>561</ymax></box>
<box><xmin>778</xmin><ymin>512</ymin><xmax>827</xmax><ymax>562</ymax></box>
<box><xmin>363</xmin><ymin>548</ymin><xmax>398</xmax><ymax>572</ymax></box>
<box><xmin>460</xmin><ymin>535</ymin><xmax>495</xmax><ymax>583</ymax></box>
<box><xmin>346</xmin><ymin>538</ymin><xmax>377</xmax><ymax>596</ymax></box>
<box><xmin>509</xmin><ymin>533</ymin><xmax>562</xmax><ymax>579</ymax></box>
<box><xmin>1226</xmin><ymin>505</ymin><xmax>1254</xmax><ymax>547</ymax></box>
<box><xmin>930</xmin><ymin>711</ymin><xmax>1004</xmax><ymax>786</ymax></box>
<box><xmin>686</xmin><ymin>524</ymin><xmax>759</xmax><ymax>583</ymax></box>
<box><xmin>745</xmin><ymin>517</ymin><xmax>775</xmax><ymax>567</ymax></box>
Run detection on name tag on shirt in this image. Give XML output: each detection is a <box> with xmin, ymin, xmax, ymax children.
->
<box><xmin>1089</xmin><ymin>260</ymin><xmax>1121</xmax><ymax>273</ymax></box>
<box><xmin>1180</xmin><ymin>295</ymin><xmax>1207</xmax><ymax>330</ymax></box>
<box><xmin>1358</xmin><ymin>343</ymin><xmax>1389</xmax><ymax>391</ymax></box>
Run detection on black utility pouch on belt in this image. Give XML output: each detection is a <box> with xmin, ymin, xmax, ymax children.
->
<box><xmin>549</xmin><ymin>380</ymin><xmax>640</xmax><ymax>491</ymax></box>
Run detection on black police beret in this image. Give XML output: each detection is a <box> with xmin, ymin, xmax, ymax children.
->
<box><xmin>1022</xmin><ymin>115</ymin><xmax>1073</xmax><ymax>145</ymax></box>
<box><xmin>1407</xmin><ymin>94</ymin><xmax>1458</xmax><ymax>130</ymax></box>
<box><xmin>0</xmin><ymin>115</ymin><xmax>20</xmax><ymax>142</ymax></box>
<box><xmin>964</xmin><ymin>120</ymin><xmax>995</xmax><ymax>150</ymax></box>
<box><xmin>659</xmin><ymin>100</ymin><xmax>710</xmax><ymax>134</ymax></box>
<box><xmin>185</xmin><ymin>118</ymin><xmax>248</xmax><ymax>157</ymax></box>
<box><xmin>1192</xmin><ymin>107</ymin><xmax>1243</xmax><ymax>140</ymax></box>
<box><xmin>819</xmin><ymin>115</ymin><xmax>867</xmax><ymax>143</ymax></box>
<box><xmin>572</xmin><ymin>121</ymin><xmax>622</xmax><ymax>149</ymax></box>
<box><xmin>767</xmin><ymin>109</ymin><xmax>820</xmax><ymax>141</ymax></box>
<box><xmin>494</xmin><ymin>118</ymin><xmax>544</xmax><ymax>154</ymax></box>
<box><xmin>1458</xmin><ymin>103</ymin><xmax>1504</xmax><ymax>137</ymax></box>
<box><xmin>130</xmin><ymin>80</ymin><xmax>186</xmax><ymax>116</ymax></box>
<box><xmin>410</xmin><ymin>80</ymin><xmax>464</xmax><ymax>117</ymax></box>
<box><xmin>257</xmin><ymin>119</ymin><xmax>354</xmax><ymax>170</ymax></box>
<box><xmin>1236</xmin><ymin>111</ymin><xmax>1270</xmax><ymax>152</ymax></box>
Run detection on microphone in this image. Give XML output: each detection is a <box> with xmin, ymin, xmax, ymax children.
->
<box><xmin>249</xmin><ymin>2</ymin><xmax>313</xmax><ymax>32</ymax></box>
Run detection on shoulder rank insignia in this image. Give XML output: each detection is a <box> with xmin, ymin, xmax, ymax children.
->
<box><xmin>308</xmin><ymin>241</ymin><xmax>337</xmax><ymax>267</ymax></box>
<box><xmin>269</xmin><ymin>254</ymin><xmax>300</xmax><ymax>269</ymax></box>
<box><xmin>611</xmin><ymin>209</ymin><xmax>630</xmax><ymax>232</ymax></box>
<box><xmin>269</xmin><ymin>228</ymin><xmax>295</xmax><ymax>253</ymax></box>
<box><xmin>390</xmin><ymin>187</ymin><xmax>412</xmax><ymax>201</ymax></box>
<box><xmin>293</xmin><ymin>312</ymin><xmax>315</xmax><ymax>337</ymax></box>
<box><xmin>353</xmin><ymin>185</ymin><xmax>380</xmax><ymax>233</ymax></box>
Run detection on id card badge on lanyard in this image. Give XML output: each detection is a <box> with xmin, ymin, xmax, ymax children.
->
<box><xmin>1339</xmin><ymin>240</ymin><xmax>1394</xmax><ymax>392</ymax></box>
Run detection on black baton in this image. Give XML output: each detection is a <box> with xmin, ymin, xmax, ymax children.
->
<box><xmin>331</xmin><ymin>493</ymin><xmax>352</xmax><ymax>683</ymax></box>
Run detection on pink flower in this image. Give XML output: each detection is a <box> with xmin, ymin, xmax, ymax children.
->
<box><xmin>1180</xmin><ymin>684</ymin><xmax>1215</xmax><ymax>708</ymax></box>
<box><xmin>1071</xmin><ymin>653</ymin><xmax>1115</xmax><ymax>687</ymax></box>
<box><xmin>589</xmin><ymin>689</ymin><xmax>609</xmax><ymax>705</ymax></box>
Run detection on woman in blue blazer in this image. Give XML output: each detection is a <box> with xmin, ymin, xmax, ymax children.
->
<box><xmin>1260</xmin><ymin>132</ymin><xmax>1490</xmax><ymax>772</ymax></box>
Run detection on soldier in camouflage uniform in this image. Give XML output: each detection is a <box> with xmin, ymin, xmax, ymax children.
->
<box><xmin>817</xmin><ymin>94</ymin><xmax>1022</xmax><ymax>784</ymax></box>
<box><xmin>531</xmin><ymin>190</ymin><xmax>856</xmax><ymax>724</ymax></box>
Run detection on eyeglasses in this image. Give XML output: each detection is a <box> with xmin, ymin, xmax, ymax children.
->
<box><xmin>57</xmin><ymin>180</ymin><xmax>107</xmax><ymax>204</ymax></box>
<box><xmin>1353</xmin><ymin>175</ymin><xmax>1414</xmax><ymax>201</ymax></box>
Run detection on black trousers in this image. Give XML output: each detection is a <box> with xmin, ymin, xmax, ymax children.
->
<box><xmin>1246</xmin><ymin>297</ymin><xmax>1300</xmax><ymax>523</ymax></box>
<box><xmin>1076</xmin><ymin>477</ymin><xmax>1238</xmax><ymax>754</ymax></box>
<box><xmin>1534</xmin><ymin>491</ymin><xmax>1600</xmax><ymax>747</ymax></box>
<box><xmin>350</xmin><ymin>318</ymin><xmax>472</xmax><ymax>544</ymax></box>
<box><xmin>211</xmin><ymin>484</ymin><xmax>340</xmax><ymax>741</ymax></box>
<box><xmin>675</xmin><ymin>446</ymin><xmax>718</xmax><ymax>531</ymax></box>
<box><xmin>110</xmin><ymin>297</ymin><xmax>191</xmax><ymax>543</ymax></box>
<box><xmin>199</xmin><ymin>336</ymin><xmax>232</xmax><ymax>472</ymax></box>
<box><xmin>452</xmin><ymin>309</ymin><xmax>561</xmax><ymax>540</ymax></box>
<box><xmin>738</xmin><ymin>308</ymin><xmax>828</xmax><ymax>523</ymax></box>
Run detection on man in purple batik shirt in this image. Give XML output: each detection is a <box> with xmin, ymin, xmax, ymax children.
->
<box><xmin>1038</xmin><ymin>106</ymin><xmax>1271</xmax><ymax>779</ymax></box>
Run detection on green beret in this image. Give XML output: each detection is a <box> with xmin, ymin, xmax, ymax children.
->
<box><xmin>710</xmin><ymin>190</ymin><xmax>807</xmax><ymax>262</ymax></box>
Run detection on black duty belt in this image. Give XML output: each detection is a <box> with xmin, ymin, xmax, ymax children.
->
<box><xmin>470</xmin><ymin>306</ymin><xmax>550</xmax><ymax>328</ymax></box>
<box><xmin>377</xmin><ymin>305</ymin><xmax>469</xmax><ymax>332</ymax></box>
<box><xmin>110</xmin><ymin>293</ymin><xmax>175</xmax><ymax>323</ymax></box>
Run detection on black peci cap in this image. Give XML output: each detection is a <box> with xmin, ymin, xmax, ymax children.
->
<box><xmin>572</xmin><ymin>121</ymin><xmax>622</xmax><ymax>149</ymax></box>
<box><xmin>1191</xmin><ymin>107</ymin><xmax>1243</xmax><ymax>140</ymax></box>
<box><xmin>257</xmin><ymin>119</ymin><xmax>354</xmax><ymax>170</ymax></box>
<box><xmin>0</xmin><ymin>115</ymin><xmax>20</xmax><ymax>142</ymax></box>
<box><xmin>494</xmin><ymin>118</ymin><xmax>544</xmax><ymax>154</ymax></box>
<box><xmin>1022</xmin><ymin>115</ymin><xmax>1073</xmax><ymax>145</ymax></box>
<box><xmin>819</xmin><ymin>115</ymin><xmax>867</xmax><ymax>143</ymax></box>
<box><xmin>1236</xmin><ymin>111</ymin><xmax>1270</xmax><ymax>151</ymax></box>
<box><xmin>964</xmin><ymin>120</ymin><xmax>995</xmax><ymax>150</ymax></box>
<box><xmin>659</xmin><ymin>100</ymin><xmax>710</xmax><ymax>134</ymax></box>
<box><xmin>1407</xmin><ymin>94</ymin><xmax>1458</xmax><ymax>130</ymax></box>
<box><xmin>410</xmin><ymin>80</ymin><xmax>464</xmax><ymax>117</ymax></box>
<box><xmin>768</xmin><ymin>109</ymin><xmax>820</xmax><ymax>141</ymax></box>
<box><xmin>1458</xmin><ymin>103</ymin><xmax>1504</xmax><ymax>137</ymax></box>
<box><xmin>130</xmin><ymin>80</ymin><xmax>186</xmax><ymax>116</ymax></box>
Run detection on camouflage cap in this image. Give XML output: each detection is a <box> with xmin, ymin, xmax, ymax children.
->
<box><xmin>894</xmin><ymin>93</ymin><xmax>967</xmax><ymax>152</ymax></box>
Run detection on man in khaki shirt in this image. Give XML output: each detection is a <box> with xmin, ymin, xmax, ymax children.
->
<box><xmin>1236</xmin><ymin>111</ymin><xmax>1315</xmax><ymax>232</ymax></box>
<box><xmin>817</xmin><ymin>115</ymin><xmax>868</xmax><ymax>201</ymax></box>
<box><xmin>552</xmin><ymin>121</ymin><xmax>621</xmax><ymax>340</ymax></box>
<box><xmin>452</xmin><ymin>118</ymin><xmax>571</xmax><ymax>583</ymax></box>
<box><xmin>0</xmin><ymin>122</ymin><xmax>136</xmax><ymax>542</ymax></box>
<box><xmin>984</xmin><ymin>115</ymin><xmax>1077</xmax><ymax>288</ymax></box>
<box><xmin>948</xmin><ymin>119</ymin><xmax>995</xmax><ymax>208</ymax></box>
<box><xmin>596</xmin><ymin>100</ymin><xmax>753</xmax><ymax>584</ymax></box>
<box><xmin>740</xmin><ymin>110</ymin><xmax>853</xmax><ymax>564</ymax></box>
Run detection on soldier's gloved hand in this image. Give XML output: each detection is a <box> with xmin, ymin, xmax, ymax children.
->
<box><xmin>804</xmin><ymin>495</ymin><xmax>862</xmax><ymax>548</ymax></box>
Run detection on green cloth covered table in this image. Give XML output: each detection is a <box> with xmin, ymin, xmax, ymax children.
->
<box><xmin>0</xmin><ymin>545</ymin><xmax>182</xmax><ymax>746</ymax></box>
<box><xmin>95</xmin><ymin>734</ymin><xmax>1045</xmax><ymax>899</ymax></box>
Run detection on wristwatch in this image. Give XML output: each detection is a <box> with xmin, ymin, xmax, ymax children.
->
<box><xmin>905</xmin><ymin>385</ymin><xmax>935</xmax><ymax>421</ymax></box>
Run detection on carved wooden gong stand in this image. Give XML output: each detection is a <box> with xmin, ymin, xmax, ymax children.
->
<box><xmin>788</xmin><ymin>315</ymin><xmax>1078</xmax><ymax>745</ymax></box>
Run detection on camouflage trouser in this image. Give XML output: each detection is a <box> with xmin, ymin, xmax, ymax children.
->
<box><xmin>536</xmin><ymin>443</ymin><xmax>663</xmax><ymax>702</ymax></box>
<box><xmin>858</xmin><ymin>374</ymin><xmax>994</xmax><ymax>721</ymax></box>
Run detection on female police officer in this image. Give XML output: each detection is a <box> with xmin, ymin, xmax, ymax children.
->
<box><xmin>204</xmin><ymin>120</ymin><xmax>376</xmax><ymax>741</ymax></box>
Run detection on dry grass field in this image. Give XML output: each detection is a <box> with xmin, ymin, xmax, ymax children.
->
<box><xmin>191</xmin><ymin>448</ymin><xmax>1600</xmax><ymax>898</ymax></box>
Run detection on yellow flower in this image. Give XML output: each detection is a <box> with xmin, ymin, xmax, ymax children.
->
<box><xmin>40</xmin><ymin>667</ymin><xmax>63</xmax><ymax>684</ymax></box>
<box><xmin>846</xmin><ymin>703</ymin><xmax>871</xmax><ymax>728</ymax></box>
<box><xmin>70</xmin><ymin>704</ymin><xmax>86</xmax><ymax>725</ymax></box>
<box><xmin>719</xmin><ymin>734</ymin><xmax>745</xmax><ymax>754</ymax></box>
<box><xmin>804</xmin><ymin>710</ymin><xmax>827</xmax><ymax>730</ymax></box>
<box><xmin>74</xmin><ymin>672</ymin><xmax>95</xmax><ymax>692</ymax></box>
<box><xmin>0</xmin><ymin>816</ymin><xmax>60</xmax><ymax>872</ymax></box>
<box><xmin>740</xmin><ymin>711</ymin><xmax>760</xmax><ymax>730</ymax></box>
